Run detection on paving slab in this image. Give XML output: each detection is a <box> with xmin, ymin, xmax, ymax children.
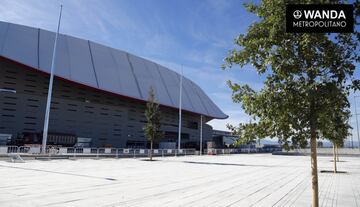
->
<box><xmin>0</xmin><ymin>154</ymin><xmax>359</xmax><ymax>206</ymax></box>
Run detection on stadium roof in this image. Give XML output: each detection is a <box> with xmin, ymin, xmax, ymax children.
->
<box><xmin>0</xmin><ymin>21</ymin><xmax>228</xmax><ymax>119</ymax></box>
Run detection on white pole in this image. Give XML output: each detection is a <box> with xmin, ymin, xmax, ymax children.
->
<box><xmin>0</xmin><ymin>88</ymin><xmax>16</xmax><ymax>93</ymax></box>
<box><xmin>178</xmin><ymin>66</ymin><xmax>183</xmax><ymax>150</ymax></box>
<box><xmin>41</xmin><ymin>5</ymin><xmax>63</xmax><ymax>154</ymax></box>
<box><xmin>351</xmin><ymin>128</ymin><xmax>354</xmax><ymax>149</ymax></box>
<box><xmin>200</xmin><ymin>115</ymin><xmax>203</xmax><ymax>155</ymax></box>
<box><xmin>354</xmin><ymin>96</ymin><xmax>360</xmax><ymax>150</ymax></box>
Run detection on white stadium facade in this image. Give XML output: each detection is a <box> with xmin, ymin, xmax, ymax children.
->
<box><xmin>0</xmin><ymin>21</ymin><xmax>227</xmax><ymax>148</ymax></box>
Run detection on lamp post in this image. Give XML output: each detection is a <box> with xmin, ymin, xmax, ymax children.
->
<box><xmin>200</xmin><ymin>115</ymin><xmax>203</xmax><ymax>155</ymax></box>
<box><xmin>350</xmin><ymin>128</ymin><xmax>354</xmax><ymax>149</ymax></box>
<box><xmin>41</xmin><ymin>5</ymin><xmax>63</xmax><ymax>154</ymax></box>
<box><xmin>178</xmin><ymin>67</ymin><xmax>183</xmax><ymax>150</ymax></box>
<box><xmin>354</xmin><ymin>96</ymin><xmax>360</xmax><ymax>150</ymax></box>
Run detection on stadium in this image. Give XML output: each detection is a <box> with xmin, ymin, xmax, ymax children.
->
<box><xmin>0</xmin><ymin>21</ymin><xmax>227</xmax><ymax>148</ymax></box>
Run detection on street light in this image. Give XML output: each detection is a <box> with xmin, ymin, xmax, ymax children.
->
<box><xmin>354</xmin><ymin>96</ymin><xmax>360</xmax><ymax>150</ymax></box>
<box><xmin>199</xmin><ymin>115</ymin><xmax>203</xmax><ymax>155</ymax></box>
<box><xmin>41</xmin><ymin>5</ymin><xmax>63</xmax><ymax>154</ymax></box>
<box><xmin>350</xmin><ymin>128</ymin><xmax>354</xmax><ymax>149</ymax></box>
<box><xmin>178</xmin><ymin>66</ymin><xmax>183</xmax><ymax>150</ymax></box>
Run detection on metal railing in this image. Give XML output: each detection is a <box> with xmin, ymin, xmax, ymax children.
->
<box><xmin>0</xmin><ymin>146</ymin><xmax>283</xmax><ymax>158</ymax></box>
<box><xmin>204</xmin><ymin>148</ymin><xmax>259</xmax><ymax>155</ymax></box>
<box><xmin>0</xmin><ymin>146</ymin><xmax>197</xmax><ymax>158</ymax></box>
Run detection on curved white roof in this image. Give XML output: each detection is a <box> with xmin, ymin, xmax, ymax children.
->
<box><xmin>0</xmin><ymin>21</ymin><xmax>227</xmax><ymax>119</ymax></box>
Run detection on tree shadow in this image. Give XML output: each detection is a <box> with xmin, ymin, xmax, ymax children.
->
<box><xmin>320</xmin><ymin>170</ymin><xmax>347</xmax><ymax>174</ymax></box>
<box><xmin>182</xmin><ymin>161</ymin><xmax>278</xmax><ymax>168</ymax></box>
<box><xmin>0</xmin><ymin>164</ymin><xmax>117</xmax><ymax>181</ymax></box>
<box><xmin>140</xmin><ymin>159</ymin><xmax>160</xmax><ymax>162</ymax></box>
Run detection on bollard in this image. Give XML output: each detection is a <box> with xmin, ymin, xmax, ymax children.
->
<box><xmin>116</xmin><ymin>149</ymin><xmax>118</xmax><ymax>159</ymax></box>
<box><xmin>133</xmin><ymin>149</ymin><xmax>136</xmax><ymax>158</ymax></box>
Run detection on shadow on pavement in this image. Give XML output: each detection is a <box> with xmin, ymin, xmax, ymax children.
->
<box><xmin>0</xmin><ymin>164</ymin><xmax>118</xmax><ymax>181</ymax></box>
<box><xmin>182</xmin><ymin>161</ymin><xmax>278</xmax><ymax>168</ymax></box>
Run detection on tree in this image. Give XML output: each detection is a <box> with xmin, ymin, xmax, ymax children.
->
<box><xmin>321</xmin><ymin>90</ymin><xmax>351</xmax><ymax>173</ymax></box>
<box><xmin>144</xmin><ymin>87</ymin><xmax>163</xmax><ymax>161</ymax></box>
<box><xmin>223</xmin><ymin>1</ymin><xmax>359</xmax><ymax>206</ymax></box>
<box><xmin>228</xmin><ymin>122</ymin><xmax>264</xmax><ymax>153</ymax></box>
<box><xmin>227</xmin><ymin>122</ymin><xmax>260</xmax><ymax>146</ymax></box>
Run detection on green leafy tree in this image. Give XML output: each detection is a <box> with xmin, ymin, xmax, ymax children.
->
<box><xmin>321</xmin><ymin>92</ymin><xmax>351</xmax><ymax>173</ymax></box>
<box><xmin>223</xmin><ymin>1</ymin><xmax>359</xmax><ymax>206</ymax></box>
<box><xmin>228</xmin><ymin>122</ymin><xmax>259</xmax><ymax>146</ymax></box>
<box><xmin>144</xmin><ymin>87</ymin><xmax>163</xmax><ymax>161</ymax></box>
<box><xmin>228</xmin><ymin>122</ymin><xmax>264</xmax><ymax>152</ymax></box>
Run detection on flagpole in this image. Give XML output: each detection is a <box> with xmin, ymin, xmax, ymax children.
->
<box><xmin>355</xmin><ymin>96</ymin><xmax>360</xmax><ymax>150</ymax></box>
<box><xmin>178</xmin><ymin>66</ymin><xmax>183</xmax><ymax>150</ymax></box>
<box><xmin>200</xmin><ymin>115</ymin><xmax>203</xmax><ymax>155</ymax></box>
<box><xmin>41</xmin><ymin>5</ymin><xmax>63</xmax><ymax>154</ymax></box>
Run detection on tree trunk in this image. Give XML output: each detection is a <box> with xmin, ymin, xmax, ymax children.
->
<box><xmin>336</xmin><ymin>145</ymin><xmax>339</xmax><ymax>162</ymax></box>
<box><xmin>309</xmin><ymin>77</ymin><xmax>319</xmax><ymax>207</ymax></box>
<box><xmin>333</xmin><ymin>144</ymin><xmax>337</xmax><ymax>173</ymax></box>
<box><xmin>150</xmin><ymin>140</ymin><xmax>153</xmax><ymax>161</ymax></box>
<box><xmin>310</xmin><ymin>130</ymin><xmax>319</xmax><ymax>207</ymax></box>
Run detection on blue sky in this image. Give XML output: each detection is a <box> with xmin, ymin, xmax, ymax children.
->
<box><xmin>0</xmin><ymin>0</ymin><xmax>359</xmax><ymax>139</ymax></box>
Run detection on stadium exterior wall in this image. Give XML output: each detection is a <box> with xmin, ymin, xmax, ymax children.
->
<box><xmin>0</xmin><ymin>58</ymin><xmax>213</xmax><ymax>148</ymax></box>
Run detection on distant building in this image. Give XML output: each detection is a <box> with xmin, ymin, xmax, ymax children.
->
<box><xmin>0</xmin><ymin>21</ymin><xmax>228</xmax><ymax>148</ymax></box>
<box><xmin>212</xmin><ymin>130</ymin><xmax>282</xmax><ymax>152</ymax></box>
<box><xmin>212</xmin><ymin>130</ymin><xmax>238</xmax><ymax>148</ymax></box>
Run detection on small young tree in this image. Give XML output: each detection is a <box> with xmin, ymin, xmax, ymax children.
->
<box><xmin>322</xmin><ymin>96</ymin><xmax>351</xmax><ymax>173</ymax></box>
<box><xmin>326</xmin><ymin>121</ymin><xmax>348</xmax><ymax>173</ymax></box>
<box><xmin>144</xmin><ymin>87</ymin><xmax>163</xmax><ymax>161</ymax></box>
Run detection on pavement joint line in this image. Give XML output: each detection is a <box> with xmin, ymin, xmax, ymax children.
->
<box><xmin>271</xmin><ymin>174</ymin><xmax>309</xmax><ymax>207</ymax></box>
<box><xmin>179</xmin><ymin>163</ymin><xmax>283</xmax><ymax>206</ymax></box>
<box><xmin>225</xmin><ymin>167</ymin><xmax>301</xmax><ymax>206</ymax></box>
<box><xmin>1</xmin><ymin>155</ymin><xmax>359</xmax><ymax>206</ymax></box>
<box><xmin>250</xmin><ymin>170</ymin><xmax>308</xmax><ymax>207</ymax></box>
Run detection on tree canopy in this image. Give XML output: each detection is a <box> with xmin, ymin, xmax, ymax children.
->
<box><xmin>223</xmin><ymin>0</ymin><xmax>359</xmax><ymax>150</ymax></box>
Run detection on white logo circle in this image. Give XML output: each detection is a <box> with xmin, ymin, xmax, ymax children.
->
<box><xmin>293</xmin><ymin>10</ymin><xmax>302</xmax><ymax>19</ymax></box>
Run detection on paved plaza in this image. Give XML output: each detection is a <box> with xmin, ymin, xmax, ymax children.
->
<box><xmin>0</xmin><ymin>154</ymin><xmax>359</xmax><ymax>207</ymax></box>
